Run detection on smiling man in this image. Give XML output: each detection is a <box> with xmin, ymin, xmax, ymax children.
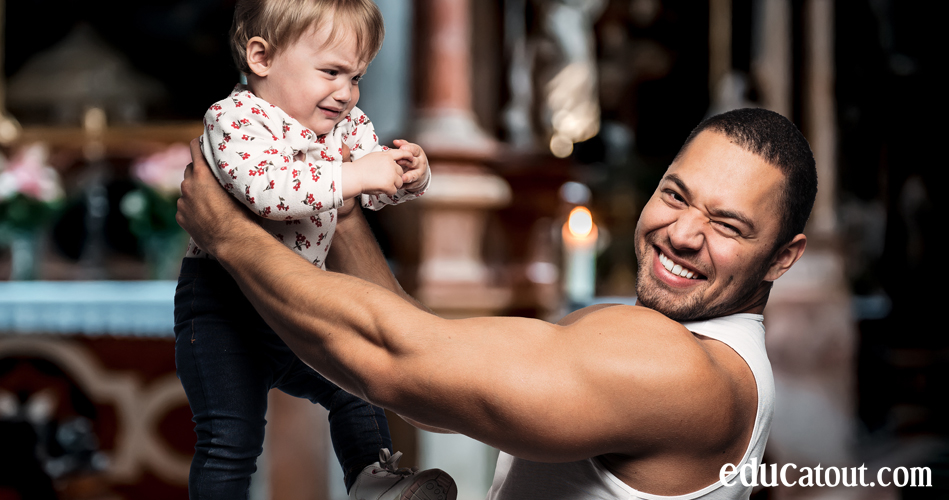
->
<box><xmin>176</xmin><ymin>108</ymin><xmax>816</xmax><ymax>500</ymax></box>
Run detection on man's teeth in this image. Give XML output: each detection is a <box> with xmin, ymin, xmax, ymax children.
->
<box><xmin>659</xmin><ymin>252</ymin><xmax>698</xmax><ymax>279</ymax></box>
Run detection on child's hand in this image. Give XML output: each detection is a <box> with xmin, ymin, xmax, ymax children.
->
<box><xmin>392</xmin><ymin>139</ymin><xmax>430</xmax><ymax>193</ymax></box>
<box><xmin>342</xmin><ymin>149</ymin><xmax>412</xmax><ymax>199</ymax></box>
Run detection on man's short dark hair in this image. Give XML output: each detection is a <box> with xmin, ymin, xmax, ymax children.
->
<box><xmin>676</xmin><ymin>108</ymin><xmax>818</xmax><ymax>249</ymax></box>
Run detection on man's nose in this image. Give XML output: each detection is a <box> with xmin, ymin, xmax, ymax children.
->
<box><xmin>667</xmin><ymin>208</ymin><xmax>707</xmax><ymax>251</ymax></box>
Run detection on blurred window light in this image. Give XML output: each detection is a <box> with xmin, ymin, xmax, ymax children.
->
<box><xmin>526</xmin><ymin>262</ymin><xmax>559</xmax><ymax>284</ymax></box>
<box><xmin>559</xmin><ymin>181</ymin><xmax>591</xmax><ymax>205</ymax></box>
<box><xmin>550</xmin><ymin>133</ymin><xmax>574</xmax><ymax>158</ymax></box>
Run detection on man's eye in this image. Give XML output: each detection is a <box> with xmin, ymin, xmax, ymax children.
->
<box><xmin>713</xmin><ymin>221</ymin><xmax>741</xmax><ymax>236</ymax></box>
<box><xmin>664</xmin><ymin>190</ymin><xmax>685</xmax><ymax>204</ymax></box>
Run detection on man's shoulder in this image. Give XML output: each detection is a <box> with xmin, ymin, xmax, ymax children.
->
<box><xmin>558</xmin><ymin>304</ymin><xmax>716</xmax><ymax>391</ymax></box>
<box><xmin>559</xmin><ymin>303</ymin><xmax>693</xmax><ymax>339</ymax></box>
<box><xmin>568</xmin><ymin>306</ymin><xmax>759</xmax><ymax>467</ymax></box>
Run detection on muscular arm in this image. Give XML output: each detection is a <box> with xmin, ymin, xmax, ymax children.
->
<box><xmin>325</xmin><ymin>198</ymin><xmax>428</xmax><ymax>312</ymax></box>
<box><xmin>328</xmin><ymin>199</ymin><xmax>455</xmax><ymax>434</ymax></box>
<box><xmin>178</xmin><ymin>140</ymin><xmax>747</xmax><ymax>463</ymax></box>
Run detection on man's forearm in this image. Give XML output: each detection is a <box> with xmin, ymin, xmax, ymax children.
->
<box><xmin>210</xmin><ymin>220</ymin><xmax>429</xmax><ymax>398</ymax></box>
<box><xmin>326</xmin><ymin>205</ymin><xmax>428</xmax><ymax>311</ymax></box>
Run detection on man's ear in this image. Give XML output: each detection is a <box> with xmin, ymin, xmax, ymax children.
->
<box><xmin>764</xmin><ymin>233</ymin><xmax>806</xmax><ymax>282</ymax></box>
<box><xmin>246</xmin><ymin>36</ymin><xmax>273</xmax><ymax>77</ymax></box>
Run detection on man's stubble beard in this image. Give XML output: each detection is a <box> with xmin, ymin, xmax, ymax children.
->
<box><xmin>634</xmin><ymin>231</ymin><xmax>774</xmax><ymax>322</ymax></box>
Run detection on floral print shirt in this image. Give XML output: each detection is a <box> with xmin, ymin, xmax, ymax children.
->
<box><xmin>186</xmin><ymin>84</ymin><xmax>427</xmax><ymax>268</ymax></box>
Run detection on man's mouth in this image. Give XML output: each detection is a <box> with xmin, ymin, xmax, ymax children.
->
<box><xmin>658</xmin><ymin>250</ymin><xmax>704</xmax><ymax>280</ymax></box>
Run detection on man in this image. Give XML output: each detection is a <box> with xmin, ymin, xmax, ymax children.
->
<box><xmin>176</xmin><ymin>108</ymin><xmax>816</xmax><ymax>499</ymax></box>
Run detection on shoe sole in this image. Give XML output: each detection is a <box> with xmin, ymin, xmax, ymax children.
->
<box><xmin>400</xmin><ymin>468</ymin><xmax>457</xmax><ymax>500</ymax></box>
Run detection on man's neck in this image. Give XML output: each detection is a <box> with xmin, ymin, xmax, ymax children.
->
<box><xmin>731</xmin><ymin>282</ymin><xmax>772</xmax><ymax>316</ymax></box>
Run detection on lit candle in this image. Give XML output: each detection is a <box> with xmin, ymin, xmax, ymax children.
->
<box><xmin>562</xmin><ymin>206</ymin><xmax>598</xmax><ymax>306</ymax></box>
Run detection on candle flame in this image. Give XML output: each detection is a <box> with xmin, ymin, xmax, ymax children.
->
<box><xmin>567</xmin><ymin>206</ymin><xmax>594</xmax><ymax>238</ymax></box>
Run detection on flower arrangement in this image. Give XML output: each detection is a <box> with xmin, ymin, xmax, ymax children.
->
<box><xmin>120</xmin><ymin>143</ymin><xmax>191</xmax><ymax>279</ymax></box>
<box><xmin>121</xmin><ymin>143</ymin><xmax>190</xmax><ymax>236</ymax></box>
<box><xmin>0</xmin><ymin>143</ymin><xmax>64</xmax><ymax>280</ymax></box>
<box><xmin>0</xmin><ymin>143</ymin><xmax>64</xmax><ymax>233</ymax></box>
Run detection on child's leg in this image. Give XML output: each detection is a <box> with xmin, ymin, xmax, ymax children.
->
<box><xmin>275</xmin><ymin>353</ymin><xmax>392</xmax><ymax>491</ymax></box>
<box><xmin>174</xmin><ymin>259</ymin><xmax>278</xmax><ymax>499</ymax></box>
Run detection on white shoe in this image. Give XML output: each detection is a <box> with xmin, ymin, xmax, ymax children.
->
<box><xmin>349</xmin><ymin>448</ymin><xmax>457</xmax><ymax>500</ymax></box>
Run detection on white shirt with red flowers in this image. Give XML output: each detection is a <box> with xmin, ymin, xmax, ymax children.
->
<box><xmin>186</xmin><ymin>84</ymin><xmax>427</xmax><ymax>268</ymax></box>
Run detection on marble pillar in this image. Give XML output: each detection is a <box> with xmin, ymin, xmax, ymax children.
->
<box><xmin>761</xmin><ymin>3</ymin><xmax>858</xmax><ymax>498</ymax></box>
<box><xmin>752</xmin><ymin>0</ymin><xmax>792</xmax><ymax>118</ymax></box>
<box><xmin>412</xmin><ymin>2</ymin><xmax>510</xmax><ymax>498</ymax></box>
<box><xmin>709</xmin><ymin>0</ymin><xmax>732</xmax><ymax>96</ymax></box>
<box><xmin>413</xmin><ymin>0</ymin><xmax>511</xmax><ymax>318</ymax></box>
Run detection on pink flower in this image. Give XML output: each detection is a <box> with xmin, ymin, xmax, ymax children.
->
<box><xmin>0</xmin><ymin>144</ymin><xmax>64</xmax><ymax>202</ymax></box>
<box><xmin>130</xmin><ymin>143</ymin><xmax>191</xmax><ymax>196</ymax></box>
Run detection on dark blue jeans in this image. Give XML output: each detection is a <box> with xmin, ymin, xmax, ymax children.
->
<box><xmin>174</xmin><ymin>258</ymin><xmax>391</xmax><ymax>499</ymax></box>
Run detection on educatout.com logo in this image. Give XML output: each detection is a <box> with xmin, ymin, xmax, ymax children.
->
<box><xmin>720</xmin><ymin>458</ymin><xmax>932</xmax><ymax>488</ymax></box>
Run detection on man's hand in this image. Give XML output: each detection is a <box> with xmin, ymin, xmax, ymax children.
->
<box><xmin>341</xmin><ymin>149</ymin><xmax>412</xmax><ymax>200</ymax></box>
<box><xmin>176</xmin><ymin>138</ymin><xmax>254</xmax><ymax>256</ymax></box>
<box><xmin>392</xmin><ymin>139</ymin><xmax>430</xmax><ymax>192</ymax></box>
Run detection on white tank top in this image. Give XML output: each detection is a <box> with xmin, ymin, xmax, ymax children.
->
<box><xmin>486</xmin><ymin>312</ymin><xmax>774</xmax><ymax>500</ymax></box>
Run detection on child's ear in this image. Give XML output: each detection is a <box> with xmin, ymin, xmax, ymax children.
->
<box><xmin>246</xmin><ymin>36</ymin><xmax>273</xmax><ymax>77</ymax></box>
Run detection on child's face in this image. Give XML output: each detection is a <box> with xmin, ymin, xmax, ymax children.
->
<box><xmin>255</xmin><ymin>20</ymin><xmax>368</xmax><ymax>136</ymax></box>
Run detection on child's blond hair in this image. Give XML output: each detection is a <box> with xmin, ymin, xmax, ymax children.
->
<box><xmin>230</xmin><ymin>0</ymin><xmax>385</xmax><ymax>74</ymax></box>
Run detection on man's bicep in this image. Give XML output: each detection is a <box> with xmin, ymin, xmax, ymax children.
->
<box><xmin>391</xmin><ymin>307</ymin><xmax>717</xmax><ymax>462</ymax></box>
<box><xmin>380</xmin><ymin>314</ymin><xmax>624</xmax><ymax>461</ymax></box>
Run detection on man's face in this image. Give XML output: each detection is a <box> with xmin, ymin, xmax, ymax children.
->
<box><xmin>634</xmin><ymin>130</ymin><xmax>787</xmax><ymax>321</ymax></box>
<box><xmin>255</xmin><ymin>19</ymin><xmax>367</xmax><ymax>136</ymax></box>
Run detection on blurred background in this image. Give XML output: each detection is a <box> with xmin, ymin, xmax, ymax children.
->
<box><xmin>0</xmin><ymin>0</ymin><xmax>942</xmax><ymax>499</ymax></box>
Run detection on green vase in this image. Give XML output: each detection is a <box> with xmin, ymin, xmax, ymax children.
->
<box><xmin>143</xmin><ymin>231</ymin><xmax>189</xmax><ymax>280</ymax></box>
<box><xmin>9</xmin><ymin>230</ymin><xmax>42</xmax><ymax>280</ymax></box>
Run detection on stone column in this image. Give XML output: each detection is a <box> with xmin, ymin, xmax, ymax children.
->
<box><xmin>412</xmin><ymin>2</ymin><xmax>510</xmax><ymax>498</ymax></box>
<box><xmin>413</xmin><ymin>0</ymin><xmax>511</xmax><ymax>318</ymax></box>
<box><xmin>803</xmin><ymin>0</ymin><xmax>836</xmax><ymax>240</ymax></box>
<box><xmin>709</xmin><ymin>0</ymin><xmax>732</xmax><ymax>96</ymax></box>
<box><xmin>415</xmin><ymin>0</ymin><xmax>494</xmax><ymax>153</ymax></box>
<box><xmin>762</xmin><ymin>3</ymin><xmax>857</xmax><ymax>497</ymax></box>
<box><xmin>752</xmin><ymin>0</ymin><xmax>792</xmax><ymax>118</ymax></box>
<box><xmin>262</xmin><ymin>391</ymin><xmax>329</xmax><ymax>500</ymax></box>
